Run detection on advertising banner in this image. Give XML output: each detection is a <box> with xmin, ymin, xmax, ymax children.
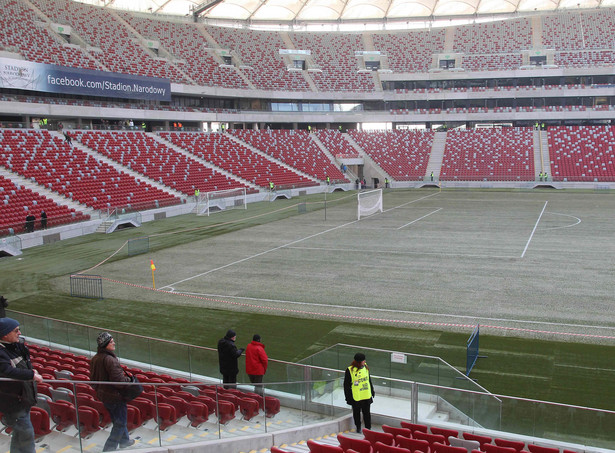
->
<box><xmin>0</xmin><ymin>57</ymin><xmax>171</xmax><ymax>101</ymax></box>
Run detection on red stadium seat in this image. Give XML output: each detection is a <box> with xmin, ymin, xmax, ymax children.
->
<box><xmin>264</xmin><ymin>396</ymin><xmax>280</xmax><ymax>418</ymax></box>
<box><xmin>463</xmin><ymin>432</ymin><xmax>492</xmax><ymax>448</ymax></box>
<box><xmin>382</xmin><ymin>425</ymin><xmax>412</xmax><ymax>441</ymax></box>
<box><xmin>494</xmin><ymin>439</ymin><xmax>526</xmax><ymax>452</ymax></box>
<box><xmin>374</xmin><ymin>441</ymin><xmax>412</xmax><ymax>453</ymax></box>
<box><xmin>238</xmin><ymin>397</ymin><xmax>260</xmax><ymax>421</ymax></box>
<box><xmin>337</xmin><ymin>433</ymin><xmax>372</xmax><ymax>453</ymax></box>
<box><xmin>528</xmin><ymin>447</ymin><xmax>559</xmax><ymax>453</ymax></box>
<box><xmin>363</xmin><ymin>429</ymin><xmax>395</xmax><ymax>447</ymax></box>
<box><xmin>430</xmin><ymin>428</ymin><xmax>459</xmax><ymax>445</ymax></box>
<box><xmin>30</xmin><ymin>407</ymin><xmax>52</xmax><ymax>440</ymax></box>
<box><xmin>396</xmin><ymin>436</ymin><xmax>430</xmax><ymax>453</ymax></box>
<box><xmin>400</xmin><ymin>421</ymin><xmax>428</xmax><ymax>433</ymax></box>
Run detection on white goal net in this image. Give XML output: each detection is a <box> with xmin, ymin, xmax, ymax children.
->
<box><xmin>197</xmin><ymin>187</ymin><xmax>247</xmax><ymax>216</ymax></box>
<box><xmin>357</xmin><ymin>189</ymin><xmax>383</xmax><ymax>220</ymax></box>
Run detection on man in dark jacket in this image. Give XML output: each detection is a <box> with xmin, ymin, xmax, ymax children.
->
<box><xmin>0</xmin><ymin>318</ymin><xmax>43</xmax><ymax>453</ymax></box>
<box><xmin>217</xmin><ymin>329</ymin><xmax>244</xmax><ymax>389</ymax></box>
<box><xmin>90</xmin><ymin>332</ymin><xmax>135</xmax><ymax>451</ymax></box>
<box><xmin>0</xmin><ymin>295</ymin><xmax>7</xmax><ymax>318</ymax></box>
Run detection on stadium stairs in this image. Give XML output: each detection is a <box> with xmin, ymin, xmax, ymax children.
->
<box><xmin>424</xmin><ymin>132</ymin><xmax>448</xmax><ymax>185</ymax></box>
<box><xmin>150</xmin><ymin>132</ymin><xmax>261</xmax><ymax>193</ymax></box>
<box><xmin>57</xmin><ymin>131</ymin><xmax>187</xmax><ymax>202</ymax></box>
<box><xmin>224</xmin><ymin>133</ymin><xmax>323</xmax><ymax>186</ymax></box>
<box><xmin>0</xmin><ymin>165</ymin><xmax>93</xmax><ymax>217</ymax></box>
<box><xmin>8</xmin><ymin>339</ymin><xmax>603</xmax><ymax>453</ymax></box>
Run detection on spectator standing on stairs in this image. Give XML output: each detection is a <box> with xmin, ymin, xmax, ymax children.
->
<box><xmin>0</xmin><ymin>317</ymin><xmax>43</xmax><ymax>453</ymax></box>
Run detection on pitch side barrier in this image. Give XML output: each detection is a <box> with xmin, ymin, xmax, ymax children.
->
<box><xmin>8</xmin><ymin>312</ymin><xmax>615</xmax><ymax>450</ymax></box>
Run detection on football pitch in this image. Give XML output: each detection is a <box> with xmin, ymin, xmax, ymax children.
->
<box><xmin>92</xmin><ymin>188</ymin><xmax>615</xmax><ymax>340</ymax></box>
<box><xmin>4</xmin><ymin>188</ymin><xmax>615</xmax><ymax>411</ymax></box>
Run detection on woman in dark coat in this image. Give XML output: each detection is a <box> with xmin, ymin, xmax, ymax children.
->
<box><xmin>90</xmin><ymin>332</ymin><xmax>135</xmax><ymax>451</ymax></box>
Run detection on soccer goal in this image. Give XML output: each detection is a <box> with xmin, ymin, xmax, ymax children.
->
<box><xmin>357</xmin><ymin>188</ymin><xmax>383</xmax><ymax>220</ymax></box>
<box><xmin>197</xmin><ymin>187</ymin><xmax>247</xmax><ymax>216</ymax></box>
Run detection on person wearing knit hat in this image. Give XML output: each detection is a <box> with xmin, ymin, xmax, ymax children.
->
<box><xmin>90</xmin><ymin>332</ymin><xmax>135</xmax><ymax>451</ymax></box>
<box><xmin>217</xmin><ymin>329</ymin><xmax>244</xmax><ymax>389</ymax></box>
<box><xmin>0</xmin><ymin>318</ymin><xmax>43</xmax><ymax>453</ymax></box>
<box><xmin>343</xmin><ymin>351</ymin><xmax>375</xmax><ymax>433</ymax></box>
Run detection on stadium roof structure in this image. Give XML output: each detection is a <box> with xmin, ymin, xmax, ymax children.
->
<box><xmin>80</xmin><ymin>0</ymin><xmax>615</xmax><ymax>24</ymax></box>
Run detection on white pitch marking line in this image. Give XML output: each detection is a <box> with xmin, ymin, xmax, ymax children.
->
<box><xmin>541</xmin><ymin>212</ymin><xmax>582</xmax><ymax>230</ymax></box>
<box><xmin>176</xmin><ymin>290</ymin><xmax>615</xmax><ymax>333</ymax></box>
<box><xmin>383</xmin><ymin>191</ymin><xmax>441</xmax><ymax>213</ymax></box>
<box><xmin>397</xmin><ymin>208</ymin><xmax>443</xmax><ymax>230</ymax></box>
<box><xmin>160</xmin><ymin>218</ymin><xmax>359</xmax><ymax>290</ymax></box>
<box><xmin>160</xmin><ymin>192</ymin><xmax>442</xmax><ymax>290</ymax></box>
<box><xmin>521</xmin><ymin>200</ymin><xmax>548</xmax><ymax>258</ymax></box>
<box><xmin>286</xmin><ymin>245</ymin><xmax>518</xmax><ymax>260</ymax></box>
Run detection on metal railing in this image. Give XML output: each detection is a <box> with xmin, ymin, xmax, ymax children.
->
<box><xmin>6</xmin><ymin>311</ymin><xmax>615</xmax><ymax>451</ymax></box>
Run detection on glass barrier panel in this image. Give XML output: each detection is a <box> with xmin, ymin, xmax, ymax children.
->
<box><xmin>419</xmin><ymin>383</ymin><xmax>502</xmax><ymax>431</ymax></box>
<box><xmin>498</xmin><ymin>396</ymin><xmax>615</xmax><ymax>448</ymax></box>
<box><xmin>373</xmin><ymin>377</ymin><xmax>413</xmax><ymax>421</ymax></box>
<box><xmin>113</xmin><ymin>333</ymin><xmax>153</xmax><ymax>372</ymax></box>
<box><xmin>186</xmin><ymin>346</ymin><xmax>219</xmax><ymax>381</ymax></box>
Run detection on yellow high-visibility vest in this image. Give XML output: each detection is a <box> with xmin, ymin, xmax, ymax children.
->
<box><xmin>348</xmin><ymin>365</ymin><xmax>371</xmax><ymax>401</ymax></box>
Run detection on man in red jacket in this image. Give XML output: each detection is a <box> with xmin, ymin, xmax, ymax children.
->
<box><xmin>245</xmin><ymin>334</ymin><xmax>268</xmax><ymax>395</ymax></box>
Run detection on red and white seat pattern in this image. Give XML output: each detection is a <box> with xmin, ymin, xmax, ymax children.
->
<box><xmin>231</xmin><ymin>130</ymin><xmax>347</xmax><ymax>182</ymax></box>
<box><xmin>548</xmin><ymin>126</ymin><xmax>615</xmax><ymax>182</ymax></box>
<box><xmin>160</xmin><ymin>132</ymin><xmax>315</xmax><ymax>189</ymax></box>
<box><xmin>74</xmin><ymin>131</ymin><xmax>250</xmax><ymax>195</ymax></box>
<box><xmin>349</xmin><ymin>130</ymin><xmax>434</xmax><ymax>181</ymax></box>
<box><xmin>0</xmin><ymin>129</ymin><xmax>180</xmax><ymax>211</ymax></box>
<box><xmin>440</xmin><ymin>128</ymin><xmax>534</xmax><ymax>181</ymax></box>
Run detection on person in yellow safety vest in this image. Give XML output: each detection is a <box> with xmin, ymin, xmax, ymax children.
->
<box><xmin>385</xmin><ymin>178</ymin><xmax>389</xmax><ymax>188</ymax></box>
<box><xmin>539</xmin><ymin>171</ymin><xmax>543</xmax><ymax>181</ymax></box>
<box><xmin>544</xmin><ymin>172</ymin><xmax>548</xmax><ymax>181</ymax></box>
<box><xmin>195</xmin><ymin>188</ymin><xmax>200</xmax><ymax>201</ymax></box>
<box><xmin>343</xmin><ymin>352</ymin><xmax>374</xmax><ymax>434</ymax></box>
<box><xmin>269</xmin><ymin>181</ymin><xmax>274</xmax><ymax>191</ymax></box>
<box><xmin>326</xmin><ymin>176</ymin><xmax>330</xmax><ymax>185</ymax></box>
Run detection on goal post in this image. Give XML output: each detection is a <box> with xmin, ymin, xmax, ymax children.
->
<box><xmin>357</xmin><ymin>189</ymin><xmax>383</xmax><ymax>220</ymax></box>
<box><xmin>197</xmin><ymin>187</ymin><xmax>247</xmax><ymax>216</ymax></box>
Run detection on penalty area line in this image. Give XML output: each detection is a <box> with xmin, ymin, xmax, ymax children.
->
<box><xmin>521</xmin><ymin>200</ymin><xmax>547</xmax><ymax>258</ymax></box>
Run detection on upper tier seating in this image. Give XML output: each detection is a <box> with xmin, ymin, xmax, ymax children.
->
<box><xmin>315</xmin><ymin>130</ymin><xmax>360</xmax><ymax>159</ymax></box>
<box><xmin>372</xmin><ymin>30</ymin><xmax>445</xmax><ymax>73</ymax></box>
<box><xmin>30</xmin><ymin>0</ymin><xmax>188</xmax><ymax>82</ymax></box>
<box><xmin>462</xmin><ymin>54</ymin><xmax>523</xmax><ymax>71</ymax></box>
<box><xmin>542</xmin><ymin>10</ymin><xmax>615</xmax><ymax>51</ymax></box>
<box><xmin>205</xmin><ymin>26</ymin><xmax>310</xmax><ymax>92</ymax></box>
<box><xmin>453</xmin><ymin>18</ymin><xmax>532</xmax><ymax>54</ymax></box>
<box><xmin>0</xmin><ymin>129</ymin><xmax>180</xmax><ymax>211</ymax></box>
<box><xmin>118</xmin><ymin>13</ymin><xmax>248</xmax><ymax>90</ymax></box>
<box><xmin>440</xmin><ymin>128</ymin><xmax>535</xmax><ymax>181</ymax></box>
<box><xmin>289</xmin><ymin>32</ymin><xmax>375</xmax><ymax>92</ymax></box>
<box><xmin>548</xmin><ymin>126</ymin><xmax>615</xmax><ymax>182</ymax></box>
<box><xmin>74</xmin><ymin>131</ymin><xmax>250</xmax><ymax>195</ymax></box>
<box><xmin>554</xmin><ymin>50</ymin><xmax>615</xmax><ymax>68</ymax></box>
<box><xmin>159</xmin><ymin>132</ymin><xmax>315</xmax><ymax>189</ymax></box>
<box><xmin>0</xmin><ymin>0</ymin><xmax>99</xmax><ymax>70</ymax></box>
<box><xmin>230</xmin><ymin>130</ymin><xmax>347</xmax><ymax>182</ymax></box>
<box><xmin>0</xmin><ymin>175</ymin><xmax>89</xmax><ymax>235</ymax></box>
<box><xmin>349</xmin><ymin>130</ymin><xmax>435</xmax><ymax>181</ymax></box>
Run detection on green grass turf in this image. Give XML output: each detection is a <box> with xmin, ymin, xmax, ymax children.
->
<box><xmin>2</xmin><ymin>189</ymin><xmax>615</xmax><ymax>415</ymax></box>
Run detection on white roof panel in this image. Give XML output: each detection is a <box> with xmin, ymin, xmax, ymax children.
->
<box><xmin>75</xmin><ymin>0</ymin><xmax>614</xmax><ymax>23</ymax></box>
